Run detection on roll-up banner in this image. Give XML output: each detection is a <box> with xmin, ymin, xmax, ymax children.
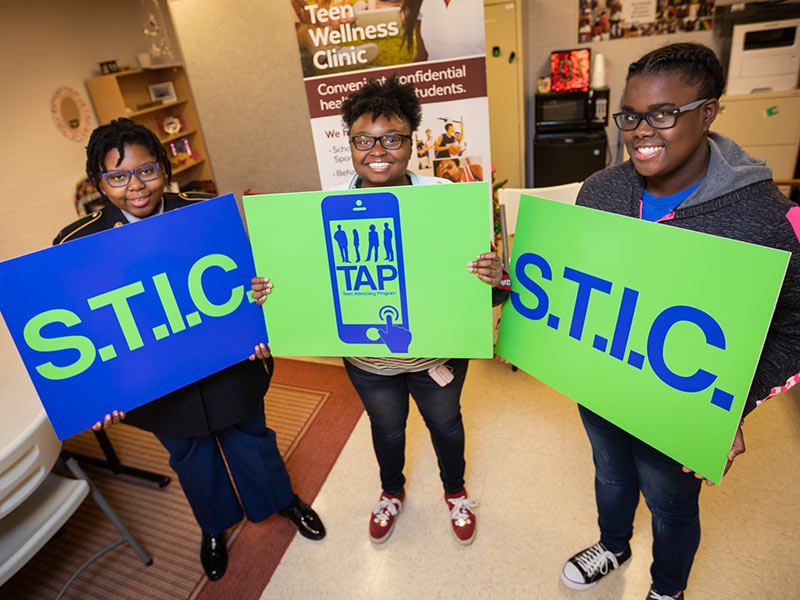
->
<box><xmin>290</xmin><ymin>0</ymin><xmax>492</xmax><ymax>189</ymax></box>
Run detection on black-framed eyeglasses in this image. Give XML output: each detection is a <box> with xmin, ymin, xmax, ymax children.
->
<box><xmin>612</xmin><ymin>98</ymin><xmax>710</xmax><ymax>131</ymax></box>
<box><xmin>350</xmin><ymin>134</ymin><xmax>412</xmax><ymax>151</ymax></box>
<box><xmin>101</xmin><ymin>162</ymin><xmax>160</xmax><ymax>187</ymax></box>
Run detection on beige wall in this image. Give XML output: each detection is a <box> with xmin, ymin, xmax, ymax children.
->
<box><xmin>167</xmin><ymin>0</ymin><xmax>320</xmax><ymax>200</ymax></box>
<box><xmin>0</xmin><ymin>0</ymin><xmax>146</xmax><ymax>261</ymax></box>
<box><xmin>0</xmin><ymin>0</ymin><xmax>735</xmax><ymax>260</ymax></box>
<box><xmin>523</xmin><ymin>2</ymin><xmax>720</xmax><ymax>183</ymax></box>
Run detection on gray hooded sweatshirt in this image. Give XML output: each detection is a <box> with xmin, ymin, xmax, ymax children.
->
<box><xmin>577</xmin><ymin>132</ymin><xmax>800</xmax><ymax>416</ymax></box>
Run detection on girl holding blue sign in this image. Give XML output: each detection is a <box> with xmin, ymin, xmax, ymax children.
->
<box><xmin>559</xmin><ymin>44</ymin><xmax>800</xmax><ymax>600</ymax></box>
<box><xmin>252</xmin><ymin>75</ymin><xmax>507</xmax><ymax>546</ymax></box>
<box><xmin>55</xmin><ymin>118</ymin><xmax>326</xmax><ymax>582</ymax></box>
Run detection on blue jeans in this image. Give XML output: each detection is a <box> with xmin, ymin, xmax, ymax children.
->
<box><xmin>344</xmin><ymin>359</ymin><xmax>469</xmax><ymax>494</ymax></box>
<box><xmin>578</xmin><ymin>406</ymin><xmax>702</xmax><ymax>595</ymax></box>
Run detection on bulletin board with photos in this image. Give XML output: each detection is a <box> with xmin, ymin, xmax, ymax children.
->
<box><xmin>578</xmin><ymin>0</ymin><xmax>714</xmax><ymax>43</ymax></box>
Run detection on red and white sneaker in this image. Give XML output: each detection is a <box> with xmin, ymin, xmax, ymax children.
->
<box><xmin>445</xmin><ymin>489</ymin><xmax>477</xmax><ymax>545</ymax></box>
<box><xmin>369</xmin><ymin>490</ymin><xmax>404</xmax><ymax>544</ymax></box>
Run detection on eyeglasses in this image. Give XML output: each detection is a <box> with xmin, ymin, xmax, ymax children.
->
<box><xmin>612</xmin><ymin>98</ymin><xmax>710</xmax><ymax>131</ymax></box>
<box><xmin>350</xmin><ymin>134</ymin><xmax>412</xmax><ymax>151</ymax></box>
<box><xmin>101</xmin><ymin>162</ymin><xmax>160</xmax><ymax>187</ymax></box>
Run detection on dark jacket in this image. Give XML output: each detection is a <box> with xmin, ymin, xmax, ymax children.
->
<box><xmin>577</xmin><ymin>133</ymin><xmax>800</xmax><ymax>417</ymax></box>
<box><xmin>53</xmin><ymin>192</ymin><xmax>272</xmax><ymax>437</ymax></box>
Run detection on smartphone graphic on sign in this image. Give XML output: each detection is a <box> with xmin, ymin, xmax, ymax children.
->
<box><xmin>321</xmin><ymin>192</ymin><xmax>411</xmax><ymax>353</ymax></box>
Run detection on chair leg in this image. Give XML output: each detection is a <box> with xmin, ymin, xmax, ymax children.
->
<box><xmin>52</xmin><ymin>455</ymin><xmax>153</xmax><ymax>599</ymax></box>
<box><xmin>54</xmin><ymin>538</ymin><xmax>126</xmax><ymax>600</ymax></box>
<box><xmin>62</xmin><ymin>455</ymin><xmax>153</xmax><ymax>566</ymax></box>
<box><xmin>70</xmin><ymin>429</ymin><xmax>171</xmax><ymax>487</ymax></box>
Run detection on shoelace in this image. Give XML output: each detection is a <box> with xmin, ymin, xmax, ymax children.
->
<box><xmin>574</xmin><ymin>544</ymin><xmax>620</xmax><ymax>576</ymax></box>
<box><xmin>648</xmin><ymin>590</ymin><xmax>681</xmax><ymax>600</ymax></box>
<box><xmin>447</xmin><ymin>496</ymin><xmax>478</xmax><ymax>524</ymax></box>
<box><xmin>372</xmin><ymin>497</ymin><xmax>401</xmax><ymax>523</ymax></box>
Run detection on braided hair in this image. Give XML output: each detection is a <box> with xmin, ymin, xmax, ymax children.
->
<box><xmin>85</xmin><ymin>118</ymin><xmax>171</xmax><ymax>190</ymax></box>
<box><xmin>341</xmin><ymin>74</ymin><xmax>421</xmax><ymax>132</ymax></box>
<box><xmin>627</xmin><ymin>43</ymin><xmax>725</xmax><ymax>100</ymax></box>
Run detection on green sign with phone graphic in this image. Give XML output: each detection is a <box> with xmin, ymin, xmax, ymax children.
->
<box><xmin>244</xmin><ymin>182</ymin><xmax>493</xmax><ymax>358</ymax></box>
<box><xmin>495</xmin><ymin>195</ymin><xmax>789</xmax><ymax>483</ymax></box>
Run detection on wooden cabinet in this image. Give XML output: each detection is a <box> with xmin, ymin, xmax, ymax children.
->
<box><xmin>86</xmin><ymin>66</ymin><xmax>214</xmax><ymax>189</ymax></box>
<box><xmin>712</xmin><ymin>90</ymin><xmax>800</xmax><ymax>196</ymax></box>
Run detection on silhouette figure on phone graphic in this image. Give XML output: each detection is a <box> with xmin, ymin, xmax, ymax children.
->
<box><xmin>352</xmin><ymin>228</ymin><xmax>361</xmax><ymax>262</ymax></box>
<box><xmin>334</xmin><ymin>224</ymin><xmax>349</xmax><ymax>263</ymax></box>
<box><xmin>367</xmin><ymin>224</ymin><xmax>379</xmax><ymax>262</ymax></box>
<box><xmin>383</xmin><ymin>223</ymin><xmax>394</xmax><ymax>261</ymax></box>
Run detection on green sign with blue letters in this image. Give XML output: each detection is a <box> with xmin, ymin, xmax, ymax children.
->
<box><xmin>0</xmin><ymin>194</ymin><xmax>265</xmax><ymax>440</ymax></box>
<box><xmin>495</xmin><ymin>195</ymin><xmax>789</xmax><ymax>483</ymax></box>
<box><xmin>243</xmin><ymin>182</ymin><xmax>493</xmax><ymax>358</ymax></box>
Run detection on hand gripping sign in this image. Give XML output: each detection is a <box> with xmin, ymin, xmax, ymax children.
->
<box><xmin>243</xmin><ymin>182</ymin><xmax>493</xmax><ymax>358</ymax></box>
<box><xmin>0</xmin><ymin>194</ymin><xmax>266</xmax><ymax>440</ymax></box>
<box><xmin>495</xmin><ymin>195</ymin><xmax>789</xmax><ymax>483</ymax></box>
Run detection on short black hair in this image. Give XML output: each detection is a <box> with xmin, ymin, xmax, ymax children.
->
<box><xmin>86</xmin><ymin>118</ymin><xmax>171</xmax><ymax>189</ymax></box>
<box><xmin>340</xmin><ymin>74</ymin><xmax>422</xmax><ymax>132</ymax></box>
<box><xmin>627</xmin><ymin>43</ymin><xmax>725</xmax><ymax>99</ymax></box>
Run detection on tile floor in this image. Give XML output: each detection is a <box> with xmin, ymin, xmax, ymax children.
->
<box><xmin>262</xmin><ymin>358</ymin><xmax>800</xmax><ymax>600</ymax></box>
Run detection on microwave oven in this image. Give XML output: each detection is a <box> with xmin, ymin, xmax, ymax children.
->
<box><xmin>535</xmin><ymin>89</ymin><xmax>609</xmax><ymax>131</ymax></box>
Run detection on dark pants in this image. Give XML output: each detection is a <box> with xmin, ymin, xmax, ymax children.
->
<box><xmin>579</xmin><ymin>405</ymin><xmax>702</xmax><ymax>595</ymax></box>
<box><xmin>155</xmin><ymin>413</ymin><xmax>294</xmax><ymax>534</ymax></box>
<box><xmin>344</xmin><ymin>358</ymin><xmax>469</xmax><ymax>495</ymax></box>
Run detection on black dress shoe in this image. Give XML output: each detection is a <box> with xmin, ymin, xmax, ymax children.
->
<box><xmin>200</xmin><ymin>532</ymin><xmax>228</xmax><ymax>581</ymax></box>
<box><xmin>279</xmin><ymin>495</ymin><xmax>326</xmax><ymax>540</ymax></box>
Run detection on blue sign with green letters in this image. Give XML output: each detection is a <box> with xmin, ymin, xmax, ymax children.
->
<box><xmin>0</xmin><ymin>194</ymin><xmax>265</xmax><ymax>440</ymax></box>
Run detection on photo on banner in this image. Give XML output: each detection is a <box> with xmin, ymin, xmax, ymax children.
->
<box><xmin>244</xmin><ymin>182</ymin><xmax>493</xmax><ymax>358</ymax></box>
<box><xmin>495</xmin><ymin>195</ymin><xmax>788</xmax><ymax>483</ymax></box>
<box><xmin>0</xmin><ymin>195</ymin><xmax>265</xmax><ymax>440</ymax></box>
<box><xmin>291</xmin><ymin>0</ymin><xmax>491</xmax><ymax>189</ymax></box>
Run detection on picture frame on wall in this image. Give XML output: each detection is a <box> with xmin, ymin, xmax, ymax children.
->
<box><xmin>147</xmin><ymin>81</ymin><xmax>177</xmax><ymax>104</ymax></box>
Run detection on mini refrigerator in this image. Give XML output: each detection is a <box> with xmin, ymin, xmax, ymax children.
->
<box><xmin>533</xmin><ymin>129</ymin><xmax>607</xmax><ymax>187</ymax></box>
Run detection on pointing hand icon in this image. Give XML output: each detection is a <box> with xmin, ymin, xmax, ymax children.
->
<box><xmin>377</xmin><ymin>313</ymin><xmax>411</xmax><ymax>353</ymax></box>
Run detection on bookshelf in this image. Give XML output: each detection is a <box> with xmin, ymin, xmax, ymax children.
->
<box><xmin>85</xmin><ymin>66</ymin><xmax>214</xmax><ymax>190</ymax></box>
